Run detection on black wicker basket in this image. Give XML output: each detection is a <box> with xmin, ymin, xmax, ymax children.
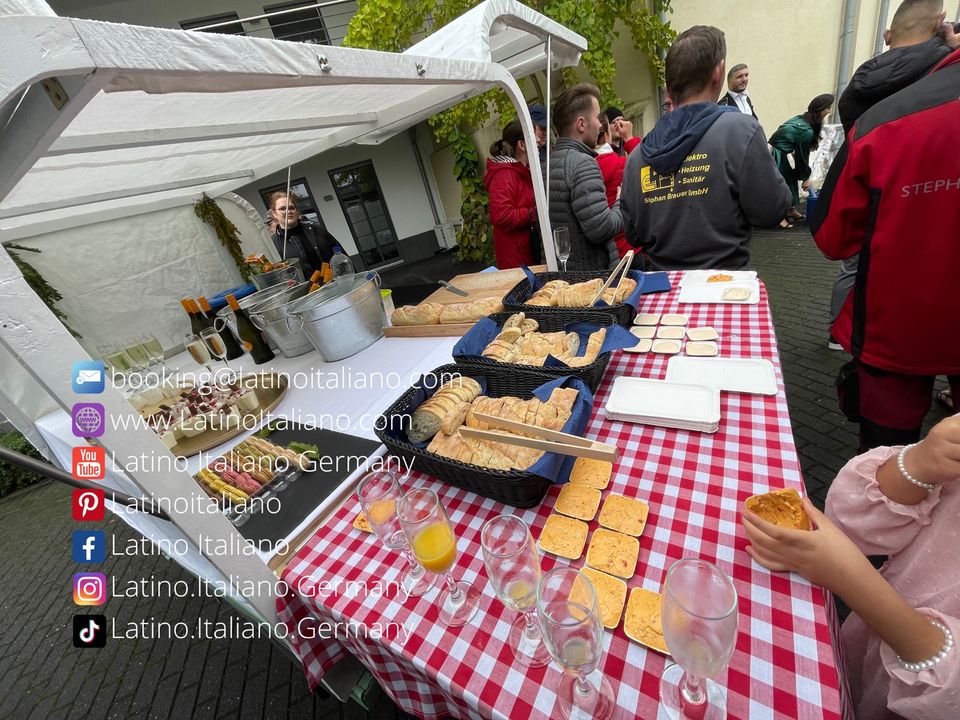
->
<box><xmin>374</xmin><ymin>364</ymin><xmax>590</xmax><ymax>508</ymax></box>
<box><xmin>453</xmin><ymin>310</ymin><xmax>617</xmax><ymax>393</ymax></box>
<box><xmin>501</xmin><ymin>270</ymin><xmax>638</xmax><ymax>327</ymax></box>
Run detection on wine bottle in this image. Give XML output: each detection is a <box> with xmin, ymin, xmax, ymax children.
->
<box><xmin>226</xmin><ymin>294</ymin><xmax>275</xmax><ymax>365</ymax></box>
<box><xmin>197</xmin><ymin>296</ymin><xmax>244</xmax><ymax>361</ymax></box>
<box><xmin>181</xmin><ymin>298</ymin><xmax>205</xmax><ymax>335</ymax></box>
<box><xmin>186</xmin><ymin>299</ymin><xmax>213</xmax><ymax>331</ymax></box>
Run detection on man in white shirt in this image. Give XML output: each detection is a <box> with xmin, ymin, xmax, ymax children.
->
<box><xmin>718</xmin><ymin>63</ymin><xmax>758</xmax><ymax>120</ymax></box>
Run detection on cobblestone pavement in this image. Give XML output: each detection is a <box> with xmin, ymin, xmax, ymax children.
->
<box><xmin>0</xmin><ymin>228</ymin><xmax>950</xmax><ymax>719</ymax></box>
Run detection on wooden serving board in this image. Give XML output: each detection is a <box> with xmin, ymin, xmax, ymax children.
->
<box><xmin>382</xmin><ymin>266</ymin><xmax>546</xmax><ymax>338</ymax></box>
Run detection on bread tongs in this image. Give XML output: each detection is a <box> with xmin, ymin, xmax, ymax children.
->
<box><xmin>459</xmin><ymin>413</ymin><xmax>618</xmax><ymax>462</ymax></box>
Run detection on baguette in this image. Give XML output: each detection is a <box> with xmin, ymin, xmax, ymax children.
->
<box><xmin>439</xmin><ymin>297</ymin><xmax>503</xmax><ymax>324</ymax></box>
<box><xmin>392</xmin><ymin>303</ymin><xmax>442</xmax><ymax>326</ymax></box>
<box><xmin>408</xmin><ymin>377</ymin><xmax>482</xmax><ymax>443</ymax></box>
<box><xmin>556</xmin><ymin>279</ymin><xmax>603</xmax><ymax>307</ymax></box>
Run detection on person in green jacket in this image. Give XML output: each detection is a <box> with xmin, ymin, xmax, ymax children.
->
<box><xmin>768</xmin><ymin>93</ymin><xmax>834</xmax><ymax>226</ymax></box>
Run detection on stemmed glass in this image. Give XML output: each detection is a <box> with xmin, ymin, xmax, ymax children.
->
<box><xmin>480</xmin><ymin>514</ymin><xmax>550</xmax><ymax>667</ymax></box>
<box><xmin>200</xmin><ymin>327</ymin><xmax>230</xmax><ymax>369</ymax></box>
<box><xmin>356</xmin><ymin>471</ymin><xmax>433</xmax><ymax>598</ymax></box>
<box><xmin>185</xmin><ymin>332</ymin><xmax>213</xmax><ymax>373</ymax></box>
<box><xmin>139</xmin><ymin>333</ymin><xmax>166</xmax><ymax>371</ymax></box>
<box><xmin>659</xmin><ymin>558</ymin><xmax>739</xmax><ymax>720</ymax></box>
<box><xmin>397</xmin><ymin>487</ymin><xmax>480</xmax><ymax>626</ymax></box>
<box><xmin>553</xmin><ymin>227</ymin><xmax>571</xmax><ymax>273</ymax></box>
<box><xmin>537</xmin><ymin>567</ymin><xmax>616</xmax><ymax>719</ymax></box>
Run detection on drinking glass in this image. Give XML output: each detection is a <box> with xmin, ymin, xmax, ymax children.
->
<box><xmin>481</xmin><ymin>514</ymin><xmax>550</xmax><ymax>667</ymax></box>
<box><xmin>356</xmin><ymin>471</ymin><xmax>433</xmax><ymax>598</ymax></box>
<box><xmin>536</xmin><ymin>567</ymin><xmax>616</xmax><ymax>719</ymax></box>
<box><xmin>185</xmin><ymin>333</ymin><xmax>213</xmax><ymax>372</ymax></box>
<box><xmin>124</xmin><ymin>339</ymin><xmax>150</xmax><ymax>370</ymax></box>
<box><xmin>659</xmin><ymin>559</ymin><xmax>739</xmax><ymax>720</ymax></box>
<box><xmin>99</xmin><ymin>343</ymin><xmax>133</xmax><ymax>374</ymax></box>
<box><xmin>140</xmin><ymin>333</ymin><xmax>166</xmax><ymax>370</ymax></box>
<box><xmin>200</xmin><ymin>327</ymin><xmax>229</xmax><ymax>369</ymax></box>
<box><xmin>397</xmin><ymin>488</ymin><xmax>480</xmax><ymax>627</ymax></box>
<box><xmin>553</xmin><ymin>227</ymin><xmax>571</xmax><ymax>273</ymax></box>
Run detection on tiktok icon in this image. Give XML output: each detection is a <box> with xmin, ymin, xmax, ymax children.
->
<box><xmin>73</xmin><ymin>615</ymin><xmax>106</xmax><ymax>648</ymax></box>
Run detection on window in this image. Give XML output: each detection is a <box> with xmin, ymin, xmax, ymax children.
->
<box><xmin>263</xmin><ymin>2</ymin><xmax>330</xmax><ymax>45</ymax></box>
<box><xmin>180</xmin><ymin>12</ymin><xmax>246</xmax><ymax>35</ymax></box>
<box><xmin>259</xmin><ymin>178</ymin><xmax>323</xmax><ymax>226</ymax></box>
<box><xmin>329</xmin><ymin>162</ymin><xmax>400</xmax><ymax>269</ymax></box>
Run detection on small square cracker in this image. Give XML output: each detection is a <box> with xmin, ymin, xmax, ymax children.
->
<box><xmin>624</xmin><ymin>587</ymin><xmax>668</xmax><ymax>654</ymax></box>
<box><xmin>598</xmin><ymin>494</ymin><xmax>649</xmax><ymax>536</ymax></box>
<box><xmin>580</xmin><ymin>567</ymin><xmax>628</xmax><ymax>629</ymax></box>
<box><xmin>353</xmin><ymin>512</ymin><xmax>373</xmax><ymax>533</ymax></box>
<box><xmin>555</xmin><ymin>484</ymin><xmax>602</xmax><ymax>521</ymax></box>
<box><xmin>569</xmin><ymin>457</ymin><xmax>612</xmax><ymax>490</ymax></box>
<box><xmin>538</xmin><ymin>514</ymin><xmax>589</xmax><ymax>559</ymax></box>
<box><xmin>586</xmin><ymin>527</ymin><xmax>639</xmax><ymax>579</ymax></box>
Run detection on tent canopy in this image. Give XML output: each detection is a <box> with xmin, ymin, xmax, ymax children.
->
<box><xmin>0</xmin><ymin>0</ymin><xmax>585</xmax><ymax>240</ymax></box>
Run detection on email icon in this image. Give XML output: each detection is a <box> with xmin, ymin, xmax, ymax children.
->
<box><xmin>72</xmin><ymin>361</ymin><xmax>106</xmax><ymax>394</ymax></box>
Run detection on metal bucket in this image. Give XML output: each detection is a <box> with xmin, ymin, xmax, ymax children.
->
<box><xmin>214</xmin><ymin>281</ymin><xmax>295</xmax><ymax>349</ymax></box>
<box><xmin>285</xmin><ymin>274</ymin><xmax>385</xmax><ymax>362</ymax></box>
<box><xmin>251</xmin><ymin>258</ymin><xmax>304</xmax><ymax>290</ymax></box>
<box><xmin>247</xmin><ymin>282</ymin><xmax>314</xmax><ymax>358</ymax></box>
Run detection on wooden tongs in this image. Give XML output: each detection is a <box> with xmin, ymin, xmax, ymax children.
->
<box><xmin>591</xmin><ymin>250</ymin><xmax>634</xmax><ymax>306</ymax></box>
<box><xmin>459</xmin><ymin>413</ymin><xmax>618</xmax><ymax>462</ymax></box>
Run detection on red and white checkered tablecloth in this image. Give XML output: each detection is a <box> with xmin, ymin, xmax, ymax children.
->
<box><xmin>278</xmin><ymin>276</ymin><xmax>848</xmax><ymax>720</ymax></box>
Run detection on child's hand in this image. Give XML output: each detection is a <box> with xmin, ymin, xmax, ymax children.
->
<box><xmin>910</xmin><ymin>413</ymin><xmax>960</xmax><ymax>487</ymax></box>
<box><xmin>741</xmin><ymin>498</ymin><xmax>871</xmax><ymax>595</ymax></box>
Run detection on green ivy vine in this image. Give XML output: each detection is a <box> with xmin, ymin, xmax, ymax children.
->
<box><xmin>193</xmin><ymin>194</ymin><xmax>252</xmax><ymax>282</ymax></box>
<box><xmin>6</xmin><ymin>243</ymin><xmax>80</xmax><ymax>338</ymax></box>
<box><xmin>344</xmin><ymin>0</ymin><xmax>674</xmax><ymax>262</ymax></box>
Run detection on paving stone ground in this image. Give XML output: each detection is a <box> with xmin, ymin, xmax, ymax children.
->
<box><xmin>0</xmin><ymin>228</ymin><xmax>951</xmax><ymax>719</ymax></box>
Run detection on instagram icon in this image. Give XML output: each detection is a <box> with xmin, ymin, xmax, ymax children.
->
<box><xmin>73</xmin><ymin>573</ymin><xmax>107</xmax><ymax>606</ymax></box>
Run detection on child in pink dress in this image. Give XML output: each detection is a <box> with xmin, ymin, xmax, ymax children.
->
<box><xmin>742</xmin><ymin>414</ymin><xmax>960</xmax><ymax>720</ymax></box>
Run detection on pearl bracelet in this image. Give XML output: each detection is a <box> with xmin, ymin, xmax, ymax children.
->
<box><xmin>898</xmin><ymin>621</ymin><xmax>954</xmax><ymax>673</ymax></box>
<box><xmin>897</xmin><ymin>443</ymin><xmax>937</xmax><ymax>492</ymax></box>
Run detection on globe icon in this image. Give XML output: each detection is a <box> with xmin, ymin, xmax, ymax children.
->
<box><xmin>75</xmin><ymin>406</ymin><xmax>103</xmax><ymax>435</ymax></box>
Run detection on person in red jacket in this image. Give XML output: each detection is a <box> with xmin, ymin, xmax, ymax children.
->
<box><xmin>483</xmin><ymin>119</ymin><xmax>538</xmax><ymax>269</ymax></box>
<box><xmin>811</xmin><ymin>46</ymin><xmax>960</xmax><ymax>451</ymax></box>
<box><xmin>594</xmin><ymin>114</ymin><xmax>629</xmax><ymax>258</ymax></box>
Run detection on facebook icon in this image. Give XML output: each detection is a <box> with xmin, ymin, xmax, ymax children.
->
<box><xmin>72</xmin><ymin>531</ymin><xmax>106</xmax><ymax>563</ymax></box>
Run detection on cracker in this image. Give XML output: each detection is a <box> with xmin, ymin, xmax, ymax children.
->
<box><xmin>598</xmin><ymin>494</ymin><xmax>649</xmax><ymax>536</ymax></box>
<box><xmin>722</xmin><ymin>287</ymin><xmax>751</xmax><ymax>302</ymax></box>
<box><xmin>685</xmin><ymin>341</ymin><xmax>718</xmax><ymax>357</ymax></box>
<box><xmin>706</xmin><ymin>273</ymin><xmax>734</xmax><ymax>283</ymax></box>
<box><xmin>579</xmin><ymin>567</ymin><xmax>628</xmax><ymax>629</ymax></box>
<box><xmin>656</xmin><ymin>326</ymin><xmax>685</xmax><ymax>340</ymax></box>
<box><xmin>745</xmin><ymin>488</ymin><xmax>811</xmax><ymax>530</ymax></box>
<box><xmin>586</xmin><ymin>528</ymin><xmax>639</xmax><ymax>579</ymax></box>
<box><xmin>630</xmin><ymin>326</ymin><xmax>656</xmax><ymax>339</ymax></box>
<box><xmin>569</xmin><ymin>457</ymin><xmax>612</xmax><ymax>490</ymax></box>
<box><xmin>651</xmin><ymin>339</ymin><xmax>681</xmax><ymax>354</ymax></box>
<box><xmin>538</xmin><ymin>514</ymin><xmax>589</xmax><ymax>559</ymax></box>
<box><xmin>633</xmin><ymin>313</ymin><xmax>661</xmax><ymax>326</ymax></box>
<box><xmin>555</xmin><ymin>484</ymin><xmax>602</xmax><ymax>521</ymax></box>
<box><xmin>686</xmin><ymin>326</ymin><xmax>719</xmax><ymax>342</ymax></box>
<box><xmin>624</xmin><ymin>587</ymin><xmax>668</xmax><ymax>654</ymax></box>
<box><xmin>660</xmin><ymin>314</ymin><xmax>688</xmax><ymax>326</ymax></box>
<box><xmin>353</xmin><ymin>512</ymin><xmax>373</xmax><ymax>533</ymax></box>
<box><xmin>624</xmin><ymin>338</ymin><xmax>653</xmax><ymax>354</ymax></box>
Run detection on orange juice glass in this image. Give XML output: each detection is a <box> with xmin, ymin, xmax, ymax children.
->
<box><xmin>398</xmin><ymin>488</ymin><xmax>480</xmax><ymax>627</ymax></box>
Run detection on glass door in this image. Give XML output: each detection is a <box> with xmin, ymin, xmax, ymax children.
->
<box><xmin>329</xmin><ymin>162</ymin><xmax>401</xmax><ymax>269</ymax></box>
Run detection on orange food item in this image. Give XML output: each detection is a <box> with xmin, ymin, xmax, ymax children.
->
<box><xmin>707</xmin><ymin>273</ymin><xmax>734</xmax><ymax>283</ymax></box>
<box><xmin>745</xmin><ymin>488</ymin><xmax>811</xmax><ymax>530</ymax></box>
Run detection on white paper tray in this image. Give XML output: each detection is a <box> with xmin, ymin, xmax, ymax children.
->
<box><xmin>604</xmin><ymin>377</ymin><xmax>721</xmax><ymax>431</ymax></box>
<box><xmin>679</xmin><ymin>270</ymin><xmax>758</xmax><ymax>287</ymax></box>
<box><xmin>678</xmin><ymin>279</ymin><xmax>760</xmax><ymax>305</ymax></box>
<box><xmin>665</xmin><ymin>356</ymin><xmax>778</xmax><ymax>395</ymax></box>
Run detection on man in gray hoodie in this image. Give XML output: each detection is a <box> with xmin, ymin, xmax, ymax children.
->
<box><xmin>621</xmin><ymin>26</ymin><xmax>791</xmax><ymax>270</ymax></box>
<box><xmin>549</xmin><ymin>84</ymin><xmax>623</xmax><ymax>271</ymax></box>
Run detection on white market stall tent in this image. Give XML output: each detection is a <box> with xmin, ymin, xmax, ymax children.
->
<box><xmin>0</xmin><ymin>0</ymin><xmax>586</xmax><ymax>634</ymax></box>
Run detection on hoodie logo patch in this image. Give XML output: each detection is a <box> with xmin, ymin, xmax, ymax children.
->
<box><xmin>641</xmin><ymin>166</ymin><xmax>674</xmax><ymax>193</ymax></box>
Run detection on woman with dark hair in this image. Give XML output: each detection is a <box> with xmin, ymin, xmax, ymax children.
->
<box><xmin>483</xmin><ymin>118</ymin><xmax>538</xmax><ymax>268</ymax></box>
<box><xmin>768</xmin><ymin>93</ymin><xmax>835</xmax><ymax>227</ymax></box>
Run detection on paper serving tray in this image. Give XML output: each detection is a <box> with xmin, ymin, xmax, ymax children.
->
<box><xmin>678</xmin><ymin>279</ymin><xmax>760</xmax><ymax>305</ymax></box>
<box><xmin>603</xmin><ymin>377</ymin><xmax>721</xmax><ymax>432</ymax></box>
<box><xmin>679</xmin><ymin>269</ymin><xmax>758</xmax><ymax>287</ymax></box>
<box><xmin>665</xmin><ymin>356</ymin><xmax>778</xmax><ymax>395</ymax></box>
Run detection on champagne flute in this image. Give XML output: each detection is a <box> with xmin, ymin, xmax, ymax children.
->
<box><xmin>659</xmin><ymin>558</ymin><xmax>739</xmax><ymax>720</ymax></box>
<box><xmin>397</xmin><ymin>488</ymin><xmax>480</xmax><ymax>627</ymax></box>
<box><xmin>200</xmin><ymin>327</ymin><xmax>229</xmax><ymax>369</ymax></box>
<box><xmin>140</xmin><ymin>333</ymin><xmax>166</xmax><ymax>371</ymax></box>
<box><xmin>185</xmin><ymin>333</ymin><xmax>213</xmax><ymax>373</ymax></box>
<box><xmin>537</xmin><ymin>567</ymin><xmax>616</xmax><ymax>720</ymax></box>
<box><xmin>480</xmin><ymin>514</ymin><xmax>550</xmax><ymax>667</ymax></box>
<box><xmin>356</xmin><ymin>471</ymin><xmax>433</xmax><ymax>598</ymax></box>
<box><xmin>124</xmin><ymin>339</ymin><xmax>150</xmax><ymax>371</ymax></box>
<box><xmin>553</xmin><ymin>227</ymin><xmax>571</xmax><ymax>273</ymax></box>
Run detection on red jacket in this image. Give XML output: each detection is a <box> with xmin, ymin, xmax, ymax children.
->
<box><xmin>596</xmin><ymin>149</ymin><xmax>629</xmax><ymax>257</ymax></box>
<box><xmin>812</xmin><ymin>48</ymin><xmax>960</xmax><ymax>375</ymax></box>
<box><xmin>483</xmin><ymin>157</ymin><xmax>536</xmax><ymax>269</ymax></box>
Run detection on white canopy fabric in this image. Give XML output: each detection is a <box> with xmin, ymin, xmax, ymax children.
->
<box><xmin>0</xmin><ymin>0</ymin><xmax>584</xmax><ymax>240</ymax></box>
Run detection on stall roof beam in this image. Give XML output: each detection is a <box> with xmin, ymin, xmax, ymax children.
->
<box><xmin>45</xmin><ymin>112</ymin><xmax>379</xmax><ymax>156</ymax></box>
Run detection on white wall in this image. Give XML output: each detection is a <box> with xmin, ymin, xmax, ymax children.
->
<box><xmin>233</xmin><ymin>131</ymin><xmax>438</xmax><ymax>256</ymax></box>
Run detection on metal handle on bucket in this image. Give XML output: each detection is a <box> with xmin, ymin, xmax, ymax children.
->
<box><xmin>285</xmin><ymin>313</ymin><xmax>305</xmax><ymax>334</ymax></box>
<box><xmin>249</xmin><ymin>312</ymin><xmax>267</xmax><ymax>332</ymax></box>
<box><xmin>213</xmin><ymin>316</ymin><xmax>229</xmax><ymax>334</ymax></box>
